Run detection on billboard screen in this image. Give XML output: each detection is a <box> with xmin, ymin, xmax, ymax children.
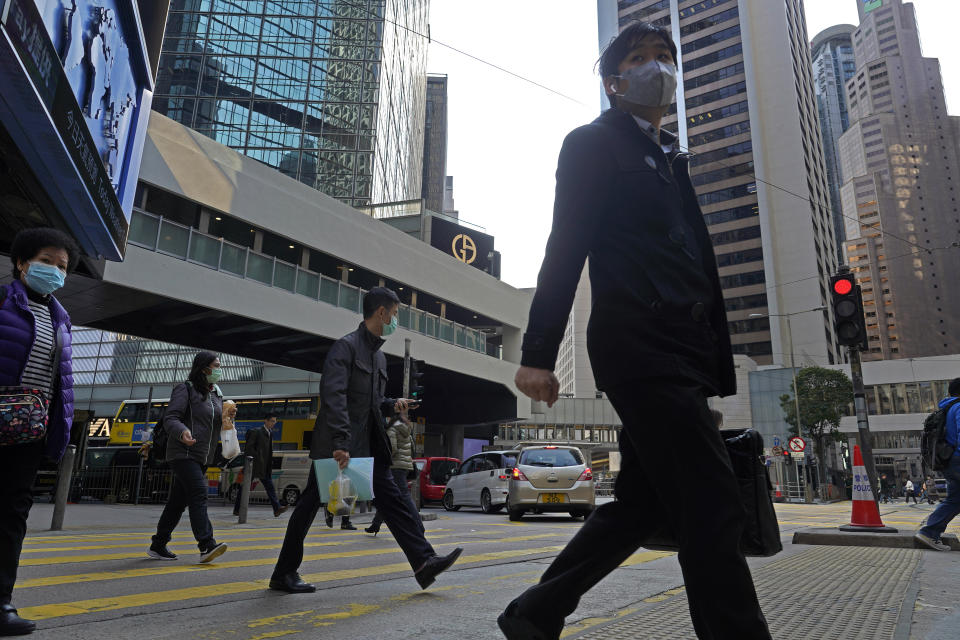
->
<box><xmin>0</xmin><ymin>0</ymin><xmax>155</xmax><ymax>260</ymax></box>
<box><xmin>863</xmin><ymin>0</ymin><xmax>882</xmax><ymax>13</ymax></box>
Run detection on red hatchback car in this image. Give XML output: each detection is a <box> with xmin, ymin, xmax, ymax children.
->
<box><xmin>414</xmin><ymin>457</ymin><xmax>460</xmax><ymax>509</ymax></box>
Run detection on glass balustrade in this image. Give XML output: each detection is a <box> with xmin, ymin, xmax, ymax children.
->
<box><xmin>126</xmin><ymin>209</ymin><xmax>492</xmax><ymax>356</ymax></box>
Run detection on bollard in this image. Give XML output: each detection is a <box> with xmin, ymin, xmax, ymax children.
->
<box><xmin>50</xmin><ymin>444</ymin><xmax>77</xmax><ymax>531</ymax></box>
<box><xmin>238</xmin><ymin>456</ymin><xmax>253</xmax><ymax>524</ymax></box>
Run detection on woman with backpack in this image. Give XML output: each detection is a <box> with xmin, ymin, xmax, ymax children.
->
<box><xmin>147</xmin><ymin>351</ymin><xmax>228</xmax><ymax>563</ymax></box>
<box><xmin>0</xmin><ymin>228</ymin><xmax>78</xmax><ymax>636</ymax></box>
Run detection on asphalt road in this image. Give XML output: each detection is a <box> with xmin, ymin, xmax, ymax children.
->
<box><xmin>14</xmin><ymin>500</ymin><xmax>960</xmax><ymax>639</ymax></box>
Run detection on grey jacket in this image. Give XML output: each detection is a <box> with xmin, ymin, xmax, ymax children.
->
<box><xmin>387</xmin><ymin>417</ymin><xmax>415</xmax><ymax>471</ymax></box>
<box><xmin>310</xmin><ymin>323</ymin><xmax>395</xmax><ymax>462</ymax></box>
<box><xmin>164</xmin><ymin>381</ymin><xmax>223</xmax><ymax>466</ymax></box>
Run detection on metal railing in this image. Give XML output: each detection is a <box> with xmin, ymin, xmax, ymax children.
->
<box><xmin>128</xmin><ymin>209</ymin><xmax>490</xmax><ymax>356</ymax></box>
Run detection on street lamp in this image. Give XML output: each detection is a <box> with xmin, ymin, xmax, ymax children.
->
<box><xmin>749</xmin><ymin>306</ymin><xmax>826</xmax><ymax>500</ymax></box>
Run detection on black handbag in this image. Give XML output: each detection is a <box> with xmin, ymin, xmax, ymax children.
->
<box><xmin>642</xmin><ymin>428</ymin><xmax>782</xmax><ymax>557</ymax></box>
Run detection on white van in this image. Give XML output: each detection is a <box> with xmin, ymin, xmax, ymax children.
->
<box><xmin>442</xmin><ymin>450</ymin><xmax>520</xmax><ymax>514</ymax></box>
<box><xmin>222</xmin><ymin>451</ymin><xmax>312</xmax><ymax>505</ymax></box>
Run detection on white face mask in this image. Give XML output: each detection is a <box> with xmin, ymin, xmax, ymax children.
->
<box><xmin>612</xmin><ymin>60</ymin><xmax>678</xmax><ymax>108</ymax></box>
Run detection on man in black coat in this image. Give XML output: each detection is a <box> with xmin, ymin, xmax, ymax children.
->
<box><xmin>498</xmin><ymin>22</ymin><xmax>771</xmax><ymax>640</ymax></box>
<box><xmin>269</xmin><ymin>288</ymin><xmax>462</xmax><ymax>593</ymax></box>
<box><xmin>233</xmin><ymin>413</ymin><xmax>285</xmax><ymax>517</ymax></box>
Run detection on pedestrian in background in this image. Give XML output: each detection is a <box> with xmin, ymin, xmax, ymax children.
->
<box><xmin>0</xmin><ymin>228</ymin><xmax>78</xmax><ymax>636</ymax></box>
<box><xmin>269</xmin><ymin>288</ymin><xmax>461</xmax><ymax>594</ymax></box>
<box><xmin>499</xmin><ymin>22</ymin><xmax>770</xmax><ymax>640</ymax></box>
<box><xmin>924</xmin><ymin>476</ymin><xmax>938</xmax><ymax>504</ymax></box>
<box><xmin>366</xmin><ymin>410</ymin><xmax>420</xmax><ymax>536</ymax></box>
<box><xmin>148</xmin><ymin>351</ymin><xmax>228</xmax><ymax>564</ymax></box>
<box><xmin>915</xmin><ymin>379</ymin><xmax>960</xmax><ymax>551</ymax></box>
<box><xmin>234</xmin><ymin>413</ymin><xmax>286</xmax><ymax>518</ymax></box>
<box><xmin>904</xmin><ymin>478</ymin><xmax>918</xmax><ymax>504</ymax></box>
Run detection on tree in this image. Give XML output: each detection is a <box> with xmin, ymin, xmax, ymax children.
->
<box><xmin>779</xmin><ymin>366</ymin><xmax>854</xmax><ymax>492</ymax></box>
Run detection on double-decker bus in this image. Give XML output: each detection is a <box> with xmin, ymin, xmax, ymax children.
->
<box><xmin>109</xmin><ymin>393</ymin><xmax>319</xmax><ymax>451</ymax></box>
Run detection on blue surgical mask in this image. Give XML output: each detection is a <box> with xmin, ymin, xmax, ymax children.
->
<box><xmin>382</xmin><ymin>315</ymin><xmax>398</xmax><ymax>337</ymax></box>
<box><xmin>24</xmin><ymin>262</ymin><xmax>66</xmax><ymax>295</ymax></box>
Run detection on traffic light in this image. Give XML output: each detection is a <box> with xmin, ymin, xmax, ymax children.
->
<box><xmin>409</xmin><ymin>359</ymin><xmax>425</xmax><ymax>401</ymax></box>
<box><xmin>783</xmin><ymin>449</ymin><xmax>793</xmax><ymax>465</ymax></box>
<box><xmin>830</xmin><ymin>272</ymin><xmax>868</xmax><ymax>349</ymax></box>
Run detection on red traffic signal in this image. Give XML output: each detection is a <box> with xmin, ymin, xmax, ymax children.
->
<box><xmin>833</xmin><ymin>277</ymin><xmax>853</xmax><ymax>295</ymax></box>
<box><xmin>830</xmin><ymin>272</ymin><xmax>867</xmax><ymax>349</ymax></box>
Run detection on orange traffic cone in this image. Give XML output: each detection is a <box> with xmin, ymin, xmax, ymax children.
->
<box><xmin>775</xmin><ymin>484</ymin><xmax>782</xmax><ymax>499</ymax></box>
<box><xmin>839</xmin><ymin>445</ymin><xmax>897</xmax><ymax>533</ymax></box>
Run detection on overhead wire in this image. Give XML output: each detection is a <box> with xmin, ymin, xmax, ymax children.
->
<box><xmin>341</xmin><ymin>0</ymin><xmax>959</xmax><ymax>291</ymax></box>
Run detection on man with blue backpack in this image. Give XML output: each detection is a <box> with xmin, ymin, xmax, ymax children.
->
<box><xmin>915</xmin><ymin>378</ymin><xmax>960</xmax><ymax>551</ymax></box>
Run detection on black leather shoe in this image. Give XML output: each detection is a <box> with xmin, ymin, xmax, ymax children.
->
<box><xmin>274</xmin><ymin>506</ymin><xmax>288</xmax><ymax>517</ymax></box>
<box><xmin>340</xmin><ymin>519</ymin><xmax>357</xmax><ymax>531</ymax></box>
<box><xmin>0</xmin><ymin>604</ymin><xmax>36</xmax><ymax>636</ymax></box>
<box><xmin>269</xmin><ymin>572</ymin><xmax>316</xmax><ymax>593</ymax></box>
<box><xmin>364</xmin><ymin>526</ymin><xmax>379</xmax><ymax>536</ymax></box>
<box><xmin>414</xmin><ymin>547</ymin><xmax>463</xmax><ymax>589</ymax></box>
<box><xmin>324</xmin><ymin>510</ymin><xmax>334</xmax><ymax>528</ymax></box>
<box><xmin>497</xmin><ymin>600</ymin><xmax>561</xmax><ymax>640</ymax></box>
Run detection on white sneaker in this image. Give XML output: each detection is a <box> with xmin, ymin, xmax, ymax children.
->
<box><xmin>198</xmin><ymin>542</ymin><xmax>228</xmax><ymax>563</ymax></box>
<box><xmin>914</xmin><ymin>532</ymin><xmax>951</xmax><ymax>552</ymax></box>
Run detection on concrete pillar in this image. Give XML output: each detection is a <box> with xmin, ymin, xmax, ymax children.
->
<box><xmin>300</xmin><ymin>249</ymin><xmax>310</xmax><ymax>269</ymax></box>
<box><xmin>340</xmin><ymin>268</ymin><xmax>349</xmax><ymax>284</ymax></box>
<box><xmin>252</xmin><ymin>231</ymin><xmax>264</xmax><ymax>253</ymax></box>
<box><xmin>378</xmin><ymin>277</ymin><xmax>386</xmax><ymax>287</ymax></box>
<box><xmin>198</xmin><ymin>210</ymin><xmax>211</xmax><ymax>234</ymax></box>
<box><xmin>439</xmin><ymin>302</ymin><xmax>446</xmax><ymax>319</ymax></box>
<box><xmin>411</xmin><ymin>291</ymin><xmax>418</xmax><ymax>307</ymax></box>
<box><xmin>445</xmin><ymin>425</ymin><xmax>464</xmax><ymax>460</ymax></box>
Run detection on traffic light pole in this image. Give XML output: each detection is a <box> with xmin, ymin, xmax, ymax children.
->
<box><xmin>403</xmin><ymin>338</ymin><xmax>411</xmax><ymax>399</ymax></box>
<box><xmin>848</xmin><ymin>345</ymin><xmax>880</xmax><ymax>505</ymax></box>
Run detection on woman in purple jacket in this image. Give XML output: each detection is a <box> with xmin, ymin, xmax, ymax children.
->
<box><xmin>0</xmin><ymin>228</ymin><xmax>77</xmax><ymax>636</ymax></box>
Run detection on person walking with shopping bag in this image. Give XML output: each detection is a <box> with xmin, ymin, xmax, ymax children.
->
<box><xmin>269</xmin><ymin>288</ymin><xmax>461</xmax><ymax>593</ymax></box>
<box><xmin>147</xmin><ymin>351</ymin><xmax>228</xmax><ymax>563</ymax></box>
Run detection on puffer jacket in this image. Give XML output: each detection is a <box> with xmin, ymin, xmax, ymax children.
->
<box><xmin>0</xmin><ymin>280</ymin><xmax>74</xmax><ymax>461</ymax></box>
<box><xmin>164</xmin><ymin>381</ymin><xmax>223</xmax><ymax>466</ymax></box>
<box><xmin>386</xmin><ymin>417</ymin><xmax>415</xmax><ymax>471</ymax></box>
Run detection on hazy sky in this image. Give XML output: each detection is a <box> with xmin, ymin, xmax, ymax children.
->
<box><xmin>426</xmin><ymin>0</ymin><xmax>960</xmax><ymax>289</ymax></box>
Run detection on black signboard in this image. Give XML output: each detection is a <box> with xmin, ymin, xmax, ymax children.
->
<box><xmin>430</xmin><ymin>216</ymin><xmax>495</xmax><ymax>274</ymax></box>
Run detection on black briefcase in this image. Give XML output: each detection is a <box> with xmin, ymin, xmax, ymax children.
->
<box><xmin>641</xmin><ymin>428</ymin><xmax>782</xmax><ymax>557</ymax></box>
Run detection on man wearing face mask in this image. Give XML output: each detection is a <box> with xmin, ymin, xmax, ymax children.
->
<box><xmin>498</xmin><ymin>23</ymin><xmax>771</xmax><ymax>640</ymax></box>
<box><xmin>269</xmin><ymin>287</ymin><xmax>462</xmax><ymax>593</ymax></box>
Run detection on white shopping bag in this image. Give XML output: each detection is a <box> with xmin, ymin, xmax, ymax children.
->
<box><xmin>221</xmin><ymin>400</ymin><xmax>240</xmax><ymax>460</ymax></box>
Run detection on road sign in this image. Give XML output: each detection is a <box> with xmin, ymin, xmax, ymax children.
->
<box><xmin>791</xmin><ymin>451</ymin><xmax>805</xmax><ymax>461</ymax></box>
<box><xmin>772</xmin><ymin>445</ymin><xmax>784</xmax><ymax>456</ymax></box>
<box><xmin>788</xmin><ymin>437</ymin><xmax>806</xmax><ymax>453</ymax></box>
<box><xmin>773</xmin><ymin>436</ymin><xmax>781</xmax><ymax>447</ymax></box>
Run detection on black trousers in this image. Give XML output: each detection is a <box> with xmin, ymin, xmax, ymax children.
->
<box><xmin>369</xmin><ymin>468</ymin><xmax>422</xmax><ymax>533</ymax></box>
<box><xmin>0</xmin><ymin>442</ymin><xmax>43</xmax><ymax>606</ymax></box>
<box><xmin>153</xmin><ymin>458</ymin><xmax>215</xmax><ymax>551</ymax></box>
<box><xmin>273</xmin><ymin>458</ymin><xmax>434</xmax><ymax>578</ymax></box>
<box><xmin>235</xmin><ymin>473</ymin><xmax>281</xmax><ymax>512</ymax></box>
<box><xmin>510</xmin><ymin>381</ymin><xmax>771</xmax><ymax>640</ymax></box>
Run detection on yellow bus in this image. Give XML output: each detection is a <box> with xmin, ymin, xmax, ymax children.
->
<box><xmin>109</xmin><ymin>393</ymin><xmax>319</xmax><ymax>451</ymax></box>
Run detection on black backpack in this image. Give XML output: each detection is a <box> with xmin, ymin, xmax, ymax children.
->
<box><xmin>921</xmin><ymin>398</ymin><xmax>960</xmax><ymax>472</ymax></box>
<box><xmin>150</xmin><ymin>382</ymin><xmax>192</xmax><ymax>461</ymax></box>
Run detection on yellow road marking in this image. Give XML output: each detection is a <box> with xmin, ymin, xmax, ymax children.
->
<box><xmin>20</xmin><ymin>531</ymin><xmax>472</xmax><ymax>566</ymax></box>
<box><xmin>17</xmin><ymin>533</ymin><xmax>564</xmax><ymax>588</ymax></box>
<box><xmin>250</xmin><ymin>632</ymin><xmax>302</xmax><ymax>639</ymax></box>
<box><xmin>560</xmin><ymin>606</ymin><xmax>641</xmax><ymax>638</ymax></box>
<box><xmin>19</xmin><ymin>546</ymin><xmax>565</xmax><ymax>620</ymax></box>
<box><xmin>620</xmin><ymin>550</ymin><xmax>674</xmax><ymax>566</ymax></box>
<box><xmin>644</xmin><ymin>586</ymin><xmax>686</xmax><ymax>603</ymax></box>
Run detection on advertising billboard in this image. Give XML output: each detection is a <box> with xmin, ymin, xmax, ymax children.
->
<box><xmin>0</xmin><ymin>0</ymin><xmax>155</xmax><ymax>260</ymax></box>
<box><xmin>863</xmin><ymin>0</ymin><xmax>883</xmax><ymax>13</ymax></box>
<box><xmin>429</xmin><ymin>216</ymin><xmax>496</xmax><ymax>275</ymax></box>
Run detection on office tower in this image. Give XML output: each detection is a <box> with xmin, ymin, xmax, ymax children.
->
<box><xmin>154</xmin><ymin>0</ymin><xmax>429</xmax><ymax>209</ymax></box>
<box><xmin>837</xmin><ymin>0</ymin><xmax>960</xmax><ymax>360</ymax></box>
<box><xmin>812</xmin><ymin>24</ymin><xmax>857</xmax><ymax>262</ymax></box>
<box><xmin>422</xmin><ymin>74</ymin><xmax>448</xmax><ymax>213</ymax></box>
<box><xmin>598</xmin><ymin>0</ymin><xmax>842</xmax><ymax>367</ymax></box>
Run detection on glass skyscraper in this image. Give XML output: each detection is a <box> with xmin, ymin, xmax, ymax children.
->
<box><xmin>153</xmin><ymin>0</ymin><xmax>428</xmax><ymax>208</ymax></box>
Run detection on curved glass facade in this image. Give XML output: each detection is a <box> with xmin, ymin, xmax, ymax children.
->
<box><xmin>154</xmin><ymin>0</ymin><xmax>428</xmax><ymax>208</ymax></box>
